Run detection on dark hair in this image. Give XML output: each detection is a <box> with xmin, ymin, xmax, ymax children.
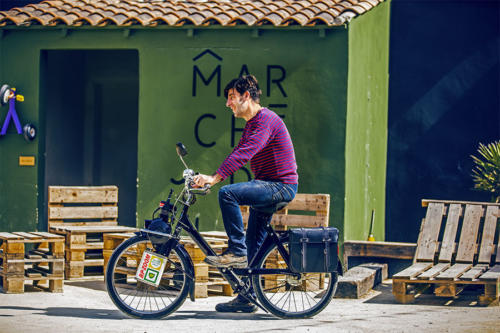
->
<box><xmin>224</xmin><ymin>75</ymin><xmax>262</xmax><ymax>103</ymax></box>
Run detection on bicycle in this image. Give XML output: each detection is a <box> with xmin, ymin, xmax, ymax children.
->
<box><xmin>106</xmin><ymin>143</ymin><xmax>341</xmax><ymax>319</ymax></box>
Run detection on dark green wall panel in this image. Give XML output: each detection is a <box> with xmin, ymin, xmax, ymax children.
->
<box><xmin>0</xmin><ymin>17</ymin><xmax>389</xmax><ymax>239</ymax></box>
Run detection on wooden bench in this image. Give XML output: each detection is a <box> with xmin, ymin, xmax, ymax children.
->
<box><xmin>241</xmin><ymin>193</ymin><xmax>330</xmax><ymax>230</ymax></box>
<box><xmin>48</xmin><ymin>186</ymin><xmax>137</xmax><ymax>280</ymax></box>
<box><xmin>343</xmin><ymin>240</ymin><xmax>416</xmax><ymax>270</ymax></box>
<box><xmin>392</xmin><ymin>199</ymin><xmax>500</xmax><ymax>306</ymax></box>
<box><xmin>0</xmin><ymin>232</ymin><xmax>64</xmax><ymax>293</ymax></box>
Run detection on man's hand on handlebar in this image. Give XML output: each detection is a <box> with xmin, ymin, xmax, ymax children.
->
<box><xmin>192</xmin><ymin>173</ymin><xmax>222</xmax><ymax>188</ymax></box>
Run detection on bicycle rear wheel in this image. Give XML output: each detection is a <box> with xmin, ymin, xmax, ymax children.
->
<box><xmin>252</xmin><ymin>239</ymin><xmax>337</xmax><ymax>319</ymax></box>
<box><xmin>106</xmin><ymin>235</ymin><xmax>190</xmax><ymax>319</ymax></box>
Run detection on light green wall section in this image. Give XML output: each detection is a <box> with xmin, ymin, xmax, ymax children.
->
<box><xmin>0</xmin><ymin>27</ymin><xmax>350</xmax><ymax>233</ymax></box>
<box><xmin>345</xmin><ymin>1</ymin><xmax>391</xmax><ymax>241</ymax></box>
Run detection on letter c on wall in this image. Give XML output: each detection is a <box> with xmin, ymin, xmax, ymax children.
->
<box><xmin>195</xmin><ymin>113</ymin><xmax>216</xmax><ymax>147</ymax></box>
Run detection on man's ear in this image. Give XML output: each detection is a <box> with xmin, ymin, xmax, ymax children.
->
<box><xmin>243</xmin><ymin>91</ymin><xmax>251</xmax><ymax>100</ymax></box>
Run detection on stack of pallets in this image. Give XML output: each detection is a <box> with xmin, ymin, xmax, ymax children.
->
<box><xmin>0</xmin><ymin>232</ymin><xmax>64</xmax><ymax>293</ymax></box>
<box><xmin>48</xmin><ymin>186</ymin><xmax>137</xmax><ymax>280</ymax></box>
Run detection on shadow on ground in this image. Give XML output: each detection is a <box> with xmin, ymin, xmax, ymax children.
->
<box><xmin>364</xmin><ymin>281</ymin><xmax>488</xmax><ymax>308</ymax></box>
<box><xmin>0</xmin><ymin>305</ymin><xmax>275</xmax><ymax>321</ymax></box>
<box><xmin>64</xmin><ymin>280</ymin><xmax>107</xmax><ymax>292</ymax></box>
<box><xmin>0</xmin><ymin>306</ymin><xmax>125</xmax><ymax>319</ymax></box>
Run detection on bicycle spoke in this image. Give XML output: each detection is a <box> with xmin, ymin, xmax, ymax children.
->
<box><xmin>303</xmin><ymin>290</ymin><xmax>318</xmax><ymax>305</ymax></box>
<box><xmin>143</xmin><ymin>289</ymin><xmax>148</xmax><ymax>312</ymax></box>
<box><xmin>148</xmin><ymin>290</ymin><xmax>153</xmax><ymax>311</ymax></box>
<box><xmin>292</xmin><ymin>291</ymin><xmax>297</xmax><ymax>312</ymax></box>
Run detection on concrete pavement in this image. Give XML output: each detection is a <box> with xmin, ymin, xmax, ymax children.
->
<box><xmin>0</xmin><ymin>280</ymin><xmax>498</xmax><ymax>333</ymax></box>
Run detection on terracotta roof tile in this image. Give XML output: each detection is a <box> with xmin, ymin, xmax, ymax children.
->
<box><xmin>0</xmin><ymin>0</ymin><xmax>385</xmax><ymax>28</ymax></box>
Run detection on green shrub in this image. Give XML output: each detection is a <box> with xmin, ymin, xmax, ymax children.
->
<box><xmin>471</xmin><ymin>140</ymin><xmax>500</xmax><ymax>203</ymax></box>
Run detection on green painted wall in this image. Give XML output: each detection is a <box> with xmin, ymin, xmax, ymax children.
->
<box><xmin>133</xmin><ymin>28</ymin><xmax>349</xmax><ymax>234</ymax></box>
<box><xmin>345</xmin><ymin>1</ymin><xmax>391</xmax><ymax>241</ymax></box>
<box><xmin>0</xmin><ymin>9</ymin><xmax>390</xmax><ymax>242</ymax></box>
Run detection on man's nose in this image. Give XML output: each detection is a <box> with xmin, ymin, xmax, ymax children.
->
<box><xmin>226</xmin><ymin>99</ymin><xmax>231</xmax><ymax>107</ymax></box>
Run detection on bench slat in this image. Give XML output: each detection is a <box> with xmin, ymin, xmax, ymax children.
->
<box><xmin>438</xmin><ymin>204</ymin><xmax>461</xmax><ymax>262</ymax></box>
<box><xmin>460</xmin><ymin>265</ymin><xmax>488</xmax><ymax>281</ymax></box>
<box><xmin>50</xmin><ymin>225</ymin><xmax>136</xmax><ymax>233</ymax></box>
<box><xmin>478</xmin><ymin>206</ymin><xmax>499</xmax><ymax>264</ymax></box>
<box><xmin>435</xmin><ymin>263</ymin><xmax>471</xmax><ymax>280</ymax></box>
<box><xmin>479</xmin><ymin>265</ymin><xmax>500</xmax><ymax>281</ymax></box>
<box><xmin>422</xmin><ymin>199</ymin><xmax>500</xmax><ymax>207</ymax></box>
<box><xmin>271</xmin><ymin>214</ymin><xmax>328</xmax><ymax>227</ymax></box>
<box><xmin>29</xmin><ymin>232</ymin><xmax>64</xmax><ymax>240</ymax></box>
<box><xmin>416</xmin><ymin>202</ymin><xmax>445</xmax><ymax>262</ymax></box>
<box><xmin>49</xmin><ymin>206</ymin><xmax>118</xmax><ymax>220</ymax></box>
<box><xmin>285</xmin><ymin>194</ymin><xmax>329</xmax><ymax>211</ymax></box>
<box><xmin>417</xmin><ymin>263</ymin><xmax>450</xmax><ymax>280</ymax></box>
<box><xmin>0</xmin><ymin>232</ymin><xmax>24</xmax><ymax>240</ymax></box>
<box><xmin>49</xmin><ymin>186</ymin><xmax>118</xmax><ymax>203</ymax></box>
<box><xmin>455</xmin><ymin>205</ymin><xmax>482</xmax><ymax>263</ymax></box>
<box><xmin>48</xmin><ymin>221</ymin><xmax>118</xmax><ymax>227</ymax></box>
<box><xmin>241</xmin><ymin>212</ymin><xmax>328</xmax><ymax>228</ymax></box>
<box><xmin>11</xmin><ymin>232</ymin><xmax>43</xmax><ymax>240</ymax></box>
<box><xmin>393</xmin><ymin>262</ymin><xmax>433</xmax><ymax>279</ymax></box>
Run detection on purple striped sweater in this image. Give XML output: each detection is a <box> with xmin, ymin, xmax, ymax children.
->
<box><xmin>217</xmin><ymin>108</ymin><xmax>298</xmax><ymax>184</ymax></box>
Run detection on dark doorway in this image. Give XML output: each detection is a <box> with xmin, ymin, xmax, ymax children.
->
<box><xmin>40</xmin><ymin>50</ymin><xmax>139</xmax><ymax>228</ymax></box>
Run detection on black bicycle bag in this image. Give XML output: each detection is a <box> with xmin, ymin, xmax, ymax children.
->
<box><xmin>289</xmin><ymin>227</ymin><xmax>339</xmax><ymax>273</ymax></box>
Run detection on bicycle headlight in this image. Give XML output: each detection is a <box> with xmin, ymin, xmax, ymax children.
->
<box><xmin>145</xmin><ymin>218</ymin><xmax>172</xmax><ymax>245</ymax></box>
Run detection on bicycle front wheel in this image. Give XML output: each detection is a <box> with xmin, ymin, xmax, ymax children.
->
<box><xmin>106</xmin><ymin>235</ymin><xmax>190</xmax><ymax>319</ymax></box>
<box><xmin>252</xmin><ymin>239</ymin><xmax>338</xmax><ymax>319</ymax></box>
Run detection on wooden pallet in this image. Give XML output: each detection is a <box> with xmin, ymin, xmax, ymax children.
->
<box><xmin>0</xmin><ymin>232</ymin><xmax>64</xmax><ymax>293</ymax></box>
<box><xmin>393</xmin><ymin>200</ymin><xmax>500</xmax><ymax>306</ymax></box>
<box><xmin>48</xmin><ymin>186</ymin><xmax>137</xmax><ymax>280</ymax></box>
<box><xmin>241</xmin><ymin>193</ymin><xmax>330</xmax><ymax>230</ymax></box>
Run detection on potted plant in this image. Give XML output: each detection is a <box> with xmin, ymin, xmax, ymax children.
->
<box><xmin>471</xmin><ymin>140</ymin><xmax>500</xmax><ymax>203</ymax></box>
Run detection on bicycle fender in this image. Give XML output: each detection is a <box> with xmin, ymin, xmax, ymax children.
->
<box><xmin>173</xmin><ymin>242</ymin><xmax>196</xmax><ymax>302</ymax></box>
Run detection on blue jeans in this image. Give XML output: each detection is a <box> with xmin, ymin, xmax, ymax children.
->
<box><xmin>218</xmin><ymin>180</ymin><xmax>298</xmax><ymax>261</ymax></box>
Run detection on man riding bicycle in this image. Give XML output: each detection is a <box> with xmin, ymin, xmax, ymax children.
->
<box><xmin>193</xmin><ymin>75</ymin><xmax>298</xmax><ymax>313</ymax></box>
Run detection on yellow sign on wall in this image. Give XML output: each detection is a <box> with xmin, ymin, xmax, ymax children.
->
<box><xmin>19</xmin><ymin>156</ymin><xmax>35</xmax><ymax>166</ymax></box>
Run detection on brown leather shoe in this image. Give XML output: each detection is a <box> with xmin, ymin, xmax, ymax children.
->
<box><xmin>204</xmin><ymin>252</ymin><xmax>247</xmax><ymax>268</ymax></box>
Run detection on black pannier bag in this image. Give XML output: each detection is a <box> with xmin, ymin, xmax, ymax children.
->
<box><xmin>289</xmin><ymin>227</ymin><xmax>339</xmax><ymax>273</ymax></box>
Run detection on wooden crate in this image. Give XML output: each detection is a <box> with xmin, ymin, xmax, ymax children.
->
<box><xmin>48</xmin><ymin>186</ymin><xmax>137</xmax><ymax>280</ymax></box>
<box><xmin>393</xmin><ymin>200</ymin><xmax>500</xmax><ymax>306</ymax></box>
<box><xmin>103</xmin><ymin>232</ymin><xmax>137</xmax><ymax>273</ymax></box>
<box><xmin>0</xmin><ymin>232</ymin><xmax>64</xmax><ymax>293</ymax></box>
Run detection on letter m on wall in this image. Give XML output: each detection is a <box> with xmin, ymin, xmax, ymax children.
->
<box><xmin>192</xmin><ymin>65</ymin><xmax>221</xmax><ymax>97</ymax></box>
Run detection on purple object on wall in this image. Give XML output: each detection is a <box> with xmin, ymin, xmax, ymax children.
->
<box><xmin>0</xmin><ymin>94</ymin><xmax>22</xmax><ymax>135</ymax></box>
